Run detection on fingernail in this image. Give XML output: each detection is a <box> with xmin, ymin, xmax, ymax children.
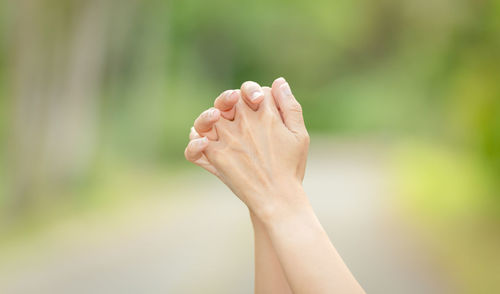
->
<box><xmin>250</xmin><ymin>90</ymin><xmax>264</xmax><ymax>102</ymax></box>
<box><xmin>196</xmin><ymin>137</ymin><xmax>208</xmax><ymax>147</ymax></box>
<box><xmin>229</xmin><ymin>91</ymin><xmax>236</xmax><ymax>99</ymax></box>
<box><xmin>276</xmin><ymin>77</ymin><xmax>286</xmax><ymax>84</ymax></box>
<box><xmin>227</xmin><ymin>90</ymin><xmax>239</xmax><ymax>102</ymax></box>
<box><xmin>280</xmin><ymin>82</ymin><xmax>292</xmax><ymax>97</ymax></box>
<box><xmin>208</xmin><ymin>108</ymin><xmax>218</xmax><ymax>118</ymax></box>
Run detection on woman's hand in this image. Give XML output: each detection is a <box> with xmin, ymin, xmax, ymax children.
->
<box><xmin>203</xmin><ymin>79</ymin><xmax>310</xmax><ymax>220</ymax></box>
<box><xmin>184</xmin><ymin>81</ymin><xmax>265</xmax><ymax>178</ymax></box>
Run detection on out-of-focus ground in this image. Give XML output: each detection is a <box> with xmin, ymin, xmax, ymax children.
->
<box><xmin>0</xmin><ymin>138</ymin><xmax>455</xmax><ymax>294</ymax></box>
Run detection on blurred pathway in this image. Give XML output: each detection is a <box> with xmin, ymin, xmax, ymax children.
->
<box><xmin>0</xmin><ymin>139</ymin><xmax>452</xmax><ymax>293</ymax></box>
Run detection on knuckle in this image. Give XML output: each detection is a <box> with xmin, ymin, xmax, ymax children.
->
<box><xmin>304</xmin><ymin>132</ymin><xmax>310</xmax><ymax>144</ymax></box>
<box><xmin>299</xmin><ymin>131</ymin><xmax>310</xmax><ymax>145</ymax></box>
<box><xmin>289</xmin><ymin>101</ymin><xmax>303</xmax><ymax>113</ymax></box>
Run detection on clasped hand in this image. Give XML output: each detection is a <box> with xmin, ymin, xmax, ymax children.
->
<box><xmin>185</xmin><ymin>78</ymin><xmax>309</xmax><ymax>220</ymax></box>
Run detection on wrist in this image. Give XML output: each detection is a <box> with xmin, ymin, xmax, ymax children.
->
<box><xmin>251</xmin><ymin>181</ymin><xmax>312</xmax><ymax>225</ymax></box>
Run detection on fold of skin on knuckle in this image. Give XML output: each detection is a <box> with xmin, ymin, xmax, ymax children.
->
<box><xmin>296</xmin><ymin>131</ymin><xmax>309</xmax><ymax>146</ymax></box>
<box><xmin>289</xmin><ymin>100</ymin><xmax>303</xmax><ymax>113</ymax></box>
<box><xmin>303</xmin><ymin>132</ymin><xmax>311</xmax><ymax>146</ymax></box>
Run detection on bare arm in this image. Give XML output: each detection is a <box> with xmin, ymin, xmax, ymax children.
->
<box><xmin>186</xmin><ymin>78</ymin><xmax>364</xmax><ymax>294</ymax></box>
<box><xmin>251</xmin><ymin>211</ymin><xmax>293</xmax><ymax>294</ymax></box>
<box><xmin>258</xmin><ymin>184</ymin><xmax>364</xmax><ymax>293</ymax></box>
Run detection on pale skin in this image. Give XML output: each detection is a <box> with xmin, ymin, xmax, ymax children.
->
<box><xmin>185</xmin><ymin>78</ymin><xmax>365</xmax><ymax>294</ymax></box>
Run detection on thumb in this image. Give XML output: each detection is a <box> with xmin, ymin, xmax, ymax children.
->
<box><xmin>271</xmin><ymin>77</ymin><xmax>306</xmax><ymax>135</ymax></box>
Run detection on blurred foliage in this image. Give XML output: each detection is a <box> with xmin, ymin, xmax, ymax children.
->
<box><xmin>0</xmin><ymin>0</ymin><xmax>499</xmax><ymax>291</ymax></box>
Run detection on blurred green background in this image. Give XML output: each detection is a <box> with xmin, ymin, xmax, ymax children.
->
<box><xmin>1</xmin><ymin>0</ymin><xmax>499</xmax><ymax>293</ymax></box>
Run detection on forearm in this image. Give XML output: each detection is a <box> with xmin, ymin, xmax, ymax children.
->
<box><xmin>250</xmin><ymin>211</ymin><xmax>293</xmax><ymax>294</ymax></box>
<box><xmin>257</xmin><ymin>185</ymin><xmax>365</xmax><ymax>294</ymax></box>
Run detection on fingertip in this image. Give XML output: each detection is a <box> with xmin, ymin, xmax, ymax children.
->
<box><xmin>185</xmin><ymin>137</ymin><xmax>209</xmax><ymax>161</ymax></box>
<box><xmin>241</xmin><ymin>80</ymin><xmax>258</xmax><ymax>89</ymax></box>
<box><xmin>272</xmin><ymin>77</ymin><xmax>286</xmax><ymax>89</ymax></box>
<box><xmin>205</xmin><ymin>107</ymin><xmax>221</xmax><ymax>122</ymax></box>
<box><xmin>226</xmin><ymin>90</ymin><xmax>239</xmax><ymax>104</ymax></box>
<box><xmin>241</xmin><ymin>81</ymin><xmax>264</xmax><ymax>103</ymax></box>
<box><xmin>198</xmin><ymin>136</ymin><xmax>211</xmax><ymax>153</ymax></box>
<box><xmin>215</xmin><ymin>90</ymin><xmax>238</xmax><ymax>111</ymax></box>
<box><xmin>212</xmin><ymin>107</ymin><xmax>221</xmax><ymax>119</ymax></box>
<box><xmin>279</xmin><ymin>82</ymin><xmax>292</xmax><ymax>97</ymax></box>
<box><xmin>192</xmin><ymin>136</ymin><xmax>208</xmax><ymax>149</ymax></box>
<box><xmin>189</xmin><ymin>126</ymin><xmax>200</xmax><ymax>140</ymax></box>
<box><xmin>271</xmin><ymin>77</ymin><xmax>288</xmax><ymax>104</ymax></box>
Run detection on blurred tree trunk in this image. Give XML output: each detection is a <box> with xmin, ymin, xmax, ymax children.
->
<box><xmin>6</xmin><ymin>0</ymin><xmax>138</xmax><ymax>216</ymax></box>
